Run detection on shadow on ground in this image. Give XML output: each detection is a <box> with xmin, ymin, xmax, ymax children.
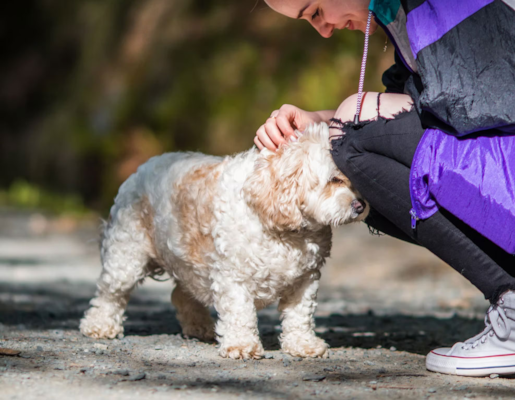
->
<box><xmin>0</xmin><ymin>282</ymin><xmax>485</xmax><ymax>356</ymax></box>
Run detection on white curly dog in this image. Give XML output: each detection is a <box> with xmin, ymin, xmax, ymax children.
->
<box><xmin>80</xmin><ymin>123</ymin><xmax>368</xmax><ymax>359</ymax></box>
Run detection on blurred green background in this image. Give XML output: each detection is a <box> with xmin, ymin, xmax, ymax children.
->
<box><xmin>0</xmin><ymin>0</ymin><xmax>394</xmax><ymax>215</ymax></box>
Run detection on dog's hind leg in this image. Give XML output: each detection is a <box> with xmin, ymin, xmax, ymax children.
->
<box><xmin>171</xmin><ymin>282</ymin><xmax>215</xmax><ymax>341</ymax></box>
<box><xmin>80</xmin><ymin>206</ymin><xmax>151</xmax><ymax>339</ymax></box>
<box><xmin>278</xmin><ymin>271</ymin><xmax>329</xmax><ymax>358</ymax></box>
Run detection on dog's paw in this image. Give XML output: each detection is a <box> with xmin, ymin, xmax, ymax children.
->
<box><xmin>79</xmin><ymin>308</ymin><xmax>124</xmax><ymax>339</ymax></box>
<box><xmin>219</xmin><ymin>339</ymin><xmax>264</xmax><ymax>360</ymax></box>
<box><xmin>280</xmin><ymin>334</ymin><xmax>329</xmax><ymax>358</ymax></box>
<box><xmin>80</xmin><ymin>318</ymin><xmax>123</xmax><ymax>339</ymax></box>
<box><xmin>182</xmin><ymin>323</ymin><xmax>215</xmax><ymax>342</ymax></box>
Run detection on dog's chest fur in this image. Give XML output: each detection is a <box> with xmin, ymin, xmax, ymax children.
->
<box><xmin>118</xmin><ymin>150</ymin><xmax>332</xmax><ymax>307</ymax></box>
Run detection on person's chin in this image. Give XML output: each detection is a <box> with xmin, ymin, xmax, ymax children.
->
<box><xmin>369</xmin><ymin>21</ymin><xmax>379</xmax><ymax>34</ymax></box>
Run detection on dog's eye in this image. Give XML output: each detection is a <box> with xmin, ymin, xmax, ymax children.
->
<box><xmin>331</xmin><ymin>177</ymin><xmax>344</xmax><ymax>184</ymax></box>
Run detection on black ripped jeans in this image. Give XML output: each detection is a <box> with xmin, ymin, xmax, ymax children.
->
<box><xmin>330</xmin><ymin>110</ymin><xmax>515</xmax><ymax>304</ymax></box>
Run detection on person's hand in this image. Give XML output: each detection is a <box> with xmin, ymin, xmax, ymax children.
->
<box><xmin>255</xmin><ymin>105</ymin><xmax>332</xmax><ymax>151</ymax></box>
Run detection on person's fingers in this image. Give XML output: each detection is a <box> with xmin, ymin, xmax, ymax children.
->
<box><xmin>256</xmin><ymin>104</ymin><xmax>318</xmax><ymax>150</ymax></box>
<box><xmin>264</xmin><ymin>118</ymin><xmax>287</xmax><ymax>147</ymax></box>
<box><xmin>275</xmin><ymin>113</ymin><xmax>297</xmax><ymax>140</ymax></box>
<box><xmin>278</xmin><ymin>104</ymin><xmax>312</xmax><ymax>137</ymax></box>
<box><xmin>254</xmin><ymin>136</ymin><xmax>264</xmax><ymax>150</ymax></box>
<box><xmin>256</xmin><ymin>125</ymin><xmax>278</xmax><ymax>151</ymax></box>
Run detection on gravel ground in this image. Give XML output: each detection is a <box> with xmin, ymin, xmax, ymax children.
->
<box><xmin>1</xmin><ymin>209</ymin><xmax>514</xmax><ymax>399</ymax></box>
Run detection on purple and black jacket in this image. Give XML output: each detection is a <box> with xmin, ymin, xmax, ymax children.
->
<box><xmin>371</xmin><ymin>0</ymin><xmax>515</xmax><ymax>253</ymax></box>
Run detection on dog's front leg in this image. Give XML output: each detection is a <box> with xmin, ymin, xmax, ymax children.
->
<box><xmin>213</xmin><ymin>279</ymin><xmax>264</xmax><ymax>360</ymax></box>
<box><xmin>278</xmin><ymin>271</ymin><xmax>328</xmax><ymax>358</ymax></box>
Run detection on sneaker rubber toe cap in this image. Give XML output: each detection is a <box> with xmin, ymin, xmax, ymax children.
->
<box><xmin>426</xmin><ymin>348</ymin><xmax>457</xmax><ymax>375</ymax></box>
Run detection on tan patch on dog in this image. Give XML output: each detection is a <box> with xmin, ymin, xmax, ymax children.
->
<box><xmin>172</xmin><ymin>162</ymin><xmax>222</xmax><ymax>266</ymax></box>
<box><xmin>243</xmin><ymin>149</ymin><xmax>306</xmax><ymax>231</ymax></box>
<box><xmin>320</xmin><ymin>173</ymin><xmax>353</xmax><ymax>202</ymax></box>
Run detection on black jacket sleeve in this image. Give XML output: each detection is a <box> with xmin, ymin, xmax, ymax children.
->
<box><xmin>405</xmin><ymin>0</ymin><xmax>515</xmax><ymax>136</ymax></box>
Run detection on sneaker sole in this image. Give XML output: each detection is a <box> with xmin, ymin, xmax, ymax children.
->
<box><xmin>427</xmin><ymin>350</ymin><xmax>515</xmax><ymax>377</ymax></box>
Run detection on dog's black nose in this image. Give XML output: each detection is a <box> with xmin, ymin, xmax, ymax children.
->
<box><xmin>351</xmin><ymin>199</ymin><xmax>366</xmax><ymax>214</ymax></box>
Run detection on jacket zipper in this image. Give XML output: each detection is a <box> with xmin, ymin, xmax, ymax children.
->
<box><xmin>374</xmin><ymin>11</ymin><xmax>419</xmax><ymax>230</ymax></box>
<box><xmin>409</xmin><ymin>208</ymin><xmax>419</xmax><ymax>230</ymax></box>
<box><xmin>373</xmin><ymin>11</ymin><xmax>419</xmax><ymax>230</ymax></box>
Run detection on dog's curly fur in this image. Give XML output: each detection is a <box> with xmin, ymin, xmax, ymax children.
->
<box><xmin>80</xmin><ymin>123</ymin><xmax>368</xmax><ymax>359</ymax></box>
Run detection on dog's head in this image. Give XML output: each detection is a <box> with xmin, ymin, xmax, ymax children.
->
<box><xmin>243</xmin><ymin>123</ymin><xmax>369</xmax><ymax>232</ymax></box>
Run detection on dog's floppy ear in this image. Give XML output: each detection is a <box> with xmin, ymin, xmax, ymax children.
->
<box><xmin>243</xmin><ymin>148</ymin><xmax>305</xmax><ymax>232</ymax></box>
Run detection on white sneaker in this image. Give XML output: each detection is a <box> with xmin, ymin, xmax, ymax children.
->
<box><xmin>426</xmin><ymin>291</ymin><xmax>515</xmax><ymax>377</ymax></box>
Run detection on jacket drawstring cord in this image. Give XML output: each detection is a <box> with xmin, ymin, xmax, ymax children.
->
<box><xmin>354</xmin><ymin>10</ymin><xmax>373</xmax><ymax>125</ymax></box>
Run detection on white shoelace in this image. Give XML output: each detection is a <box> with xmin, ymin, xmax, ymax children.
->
<box><xmin>462</xmin><ymin>301</ymin><xmax>511</xmax><ymax>350</ymax></box>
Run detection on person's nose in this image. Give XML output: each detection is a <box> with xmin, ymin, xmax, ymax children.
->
<box><xmin>312</xmin><ymin>20</ymin><xmax>334</xmax><ymax>38</ymax></box>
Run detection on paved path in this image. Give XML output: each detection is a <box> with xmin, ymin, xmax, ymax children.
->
<box><xmin>1</xmin><ymin>210</ymin><xmax>513</xmax><ymax>399</ymax></box>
